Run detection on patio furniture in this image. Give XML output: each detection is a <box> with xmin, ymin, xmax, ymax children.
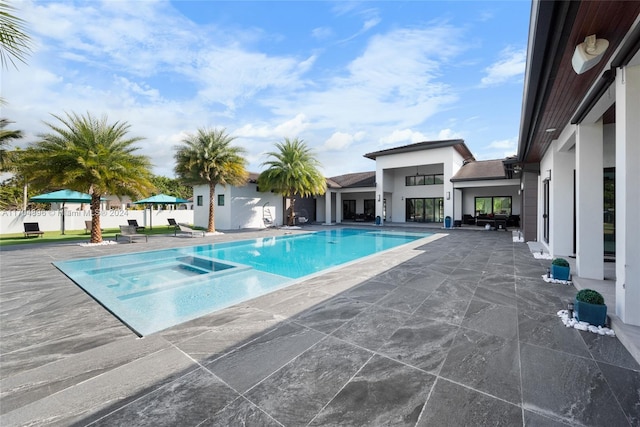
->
<box><xmin>175</xmin><ymin>223</ymin><xmax>206</xmax><ymax>237</ymax></box>
<box><xmin>116</xmin><ymin>225</ymin><xmax>147</xmax><ymax>243</ymax></box>
<box><xmin>462</xmin><ymin>214</ymin><xmax>476</xmax><ymax>225</ymax></box>
<box><xmin>127</xmin><ymin>219</ymin><xmax>145</xmax><ymax>232</ymax></box>
<box><xmin>23</xmin><ymin>222</ymin><xmax>44</xmax><ymax>238</ymax></box>
<box><xmin>167</xmin><ymin>218</ymin><xmax>179</xmax><ymax>230</ymax></box>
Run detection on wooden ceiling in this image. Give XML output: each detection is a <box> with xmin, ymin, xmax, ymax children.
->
<box><xmin>521</xmin><ymin>1</ymin><xmax>640</xmax><ymax>164</ymax></box>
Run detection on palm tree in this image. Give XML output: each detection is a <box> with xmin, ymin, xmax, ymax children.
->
<box><xmin>0</xmin><ymin>118</ymin><xmax>22</xmax><ymax>170</ymax></box>
<box><xmin>0</xmin><ymin>1</ymin><xmax>32</xmax><ymax>69</ymax></box>
<box><xmin>257</xmin><ymin>137</ymin><xmax>326</xmax><ymax>226</ymax></box>
<box><xmin>25</xmin><ymin>112</ymin><xmax>154</xmax><ymax>243</ymax></box>
<box><xmin>174</xmin><ymin>128</ymin><xmax>248</xmax><ymax>232</ymax></box>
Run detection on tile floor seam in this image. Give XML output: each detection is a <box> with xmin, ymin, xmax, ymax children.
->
<box><xmin>591</xmin><ymin>361</ymin><xmax>636</xmax><ymax>427</ymax></box>
<box><xmin>81</xmin><ymin>362</ymin><xmax>206</xmax><ymax>426</ymax></box>
<box><xmin>229</xmin><ymin>332</ymin><xmax>333</xmax><ymax>397</ymax></box>
<box><xmin>304</xmin><ymin>353</ymin><xmax>376</xmax><ymax>427</ymax></box>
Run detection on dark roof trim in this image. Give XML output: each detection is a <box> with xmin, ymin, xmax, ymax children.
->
<box><xmin>611</xmin><ymin>19</ymin><xmax>640</xmax><ymax>68</ymax></box>
<box><xmin>518</xmin><ymin>0</ymin><xmax>580</xmax><ymax>161</ymax></box>
<box><xmin>364</xmin><ymin>139</ymin><xmax>474</xmax><ymax>161</ymax></box>
<box><xmin>570</xmin><ymin>69</ymin><xmax>616</xmax><ymax>124</ymax></box>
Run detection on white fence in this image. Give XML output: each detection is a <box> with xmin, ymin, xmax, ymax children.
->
<box><xmin>0</xmin><ymin>209</ymin><xmax>194</xmax><ymax>235</ymax></box>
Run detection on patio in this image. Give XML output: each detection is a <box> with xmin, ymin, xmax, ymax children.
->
<box><xmin>1</xmin><ymin>226</ymin><xmax>638</xmax><ymax>426</ymax></box>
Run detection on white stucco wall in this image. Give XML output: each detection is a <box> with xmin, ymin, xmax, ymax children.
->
<box><xmin>192</xmin><ymin>183</ymin><xmax>283</xmax><ymax>230</ymax></box>
<box><xmin>374</xmin><ymin>146</ymin><xmax>464</xmax><ymax>223</ymax></box>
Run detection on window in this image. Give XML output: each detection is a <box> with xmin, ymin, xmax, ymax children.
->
<box><xmin>343</xmin><ymin>200</ymin><xmax>356</xmax><ymax>220</ymax></box>
<box><xmin>405</xmin><ymin>174</ymin><xmax>444</xmax><ymax>186</ymax></box>
<box><xmin>364</xmin><ymin>199</ymin><xmax>375</xmax><ymax>220</ymax></box>
<box><xmin>196</xmin><ymin>195</ymin><xmax>203</xmax><ymax>206</ymax></box>
<box><xmin>474</xmin><ymin>196</ymin><xmax>512</xmax><ymax>216</ymax></box>
<box><xmin>217</xmin><ymin>194</ymin><xmax>225</xmax><ymax>206</ymax></box>
<box><xmin>406</xmin><ymin>198</ymin><xmax>444</xmax><ymax>222</ymax></box>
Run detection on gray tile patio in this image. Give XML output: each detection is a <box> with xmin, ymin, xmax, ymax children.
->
<box><xmin>1</xmin><ymin>226</ymin><xmax>639</xmax><ymax>426</ymax></box>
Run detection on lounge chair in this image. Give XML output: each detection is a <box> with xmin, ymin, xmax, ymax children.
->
<box><xmin>175</xmin><ymin>223</ymin><xmax>206</xmax><ymax>237</ymax></box>
<box><xmin>23</xmin><ymin>222</ymin><xmax>44</xmax><ymax>238</ymax></box>
<box><xmin>116</xmin><ymin>225</ymin><xmax>147</xmax><ymax>243</ymax></box>
<box><xmin>127</xmin><ymin>219</ymin><xmax>145</xmax><ymax>232</ymax></box>
<box><xmin>167</xmin><ymin>218</ymin><xmax>179</xmax><ymax>230</ymax></box>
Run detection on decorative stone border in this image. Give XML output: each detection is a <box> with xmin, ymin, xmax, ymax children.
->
<box><xmin>557</xmin><ymin>309</ymin><xmax>615</xmax><ymax>336</ymax></box>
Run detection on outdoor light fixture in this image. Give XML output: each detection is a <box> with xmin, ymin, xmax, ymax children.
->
<box><xmin>567</xmin><ymin>302</ymin><xmax>575</xmax><ymax>319</ymax></box>
<box><xmin>378</xmin><ymin>194</ymin><xmax>381</xmax><ymax>202</ymax></box>
<box><xmin>446</xmin><ymin>191</ymin><xmax>450</xmax><ymax>200</ymax></box>
<box><xmin>545</xmin><ymin>169</ymin><xmax>552</xmax><ymax>181</ymax></box>
<box><xmin>572</xmin><ymin>34</ymin><xmax>609</xmax><ymax>75</ymax></box>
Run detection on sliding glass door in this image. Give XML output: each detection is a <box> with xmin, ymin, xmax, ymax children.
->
<box><xmin>406</xmin><ymin>198</ymin><xmax>444</xmax><ymax>223</ymax></box>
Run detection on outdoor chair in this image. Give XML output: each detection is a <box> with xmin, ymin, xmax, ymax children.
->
<box><xmin>116</xmin><ymin>225</ymin><xmax>147</xmax><ymax>243</ymax></box>
<box><xmin>175</xmin><ymin>223</ymin><xmax>206</xmax><ymax>238</ymax></box>
<box><xmin>127</xmin><ymin>219</ymin><xmax>145</xmax><ymax>232</ymax></box>
<box><xmin>167</xmin><ymin>218</ymin><xmax>179</xmax><ymax>230</ymax></box>
<box><xmin>23</xmin><ymin>222</ymin><xmax>44</xmax><ymax>238</ymax></box>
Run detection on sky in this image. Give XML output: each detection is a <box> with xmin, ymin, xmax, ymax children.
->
<box><xmin>2</xmin><ymin>0</ymin><xmax>531</xmax><ymax>178</ymax></box>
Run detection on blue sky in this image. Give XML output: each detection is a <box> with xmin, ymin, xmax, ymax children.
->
<box><xmin>3</xmin><ymin>0</ymin><xmax>531</xmax><ymax>178</ymax></box>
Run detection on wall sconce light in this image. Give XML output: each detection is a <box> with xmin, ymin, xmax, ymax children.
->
<box><xmin>377</xmin><ymin>194</ymin><xmax>381</xmax><ymax>202</ymax></box>
<box><xmin>446</xmin><ymin>191</ymin><xmax>450</xmax><ymax>200</ymax></box>
<box><xmin>401</xmin><ymin>196</ymin><xmax>404</xmax><ymax>201</ymax></box>
<box><xmin>545</xmin><ymin>169</ymin><xmax>552</xmax><ymax>181</ymax></box>
<box><xmin>572</xmin><ymin>34</ymin><xmax>609</xmax><ymax>74</ymax></box>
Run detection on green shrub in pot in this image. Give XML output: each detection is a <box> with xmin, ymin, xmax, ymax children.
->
<box><xmin>550</xmin><ymin>257</ymin><xmax>570</xmax><ymax>281</ymax></box>
<box><xmin>574</xmin><ymin>289</ymin><xmax>607</xmax><ymax>326</ymax></box>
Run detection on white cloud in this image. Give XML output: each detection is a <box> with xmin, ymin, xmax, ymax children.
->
<box><xmin>312</xmin><ymin>27</ymin><xmax>333</xmax><ymax>40</ymax></box>
<box><xmin>475</xmin><ymin>137</ymin><xmax>517</xmax><ymax>160</ymax></box>
<box><xmin>480</xmin><ymin>46</ymin><xmax>526</xmax><ymax>86</ymax></box>
<box><xmin>234</xmin><ymin>114</ymin><xmax>310</xmax><ymax>139</ymax></box>
<box><xmin>378</xmin><ymin>128</ymin><xmax>463</xmax><ymax>147</ymax></box>
<box><xmin>321</xmin><ymin>131</ymin><xmax>365</xmax><ymax>151</ymax></box>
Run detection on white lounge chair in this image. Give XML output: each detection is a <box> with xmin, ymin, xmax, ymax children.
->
<box><xmin>175</xmin><ymin>223</ymin><xmax>206</xmax><ymax>237</ymax></box>
<box><xmin>115</xmin><ymin>225</ymin><xmax>147</xmax><ymax>243</ymax></box>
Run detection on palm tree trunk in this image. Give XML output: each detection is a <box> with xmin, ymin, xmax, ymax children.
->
<box><xmin>288</xmin><ymin>191</ymin><xmax>296</xmax><ymax>226</ymax></box>
<box><xmin>208</xmin><ymin>182</ymin><xmax>215</xmax><ymax>232</ymax></box>
<box><xmin>22</xmin><ymin>180</ymin><xmax>27</xmax><ymax>210</ymax></box>
<box><xmin>90</xmin><ymin>194</ymin><xmax>102</xmax><ymax>243</ymax></box>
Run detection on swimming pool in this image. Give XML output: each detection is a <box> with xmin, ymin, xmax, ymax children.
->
<box><xmin>55</xmin><ymin>228</ymin><xmax>432</xmax><ymax>336</ymax></box>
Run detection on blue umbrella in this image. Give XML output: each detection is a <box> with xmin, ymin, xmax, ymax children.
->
<box><xmin>134</xmin><ymin>194</ymin><xmax>190</xmax><ymax>229</ymax></box>
<box><xmin>30</xmin><ymin>189</ymin><xmax>93</xmax><ymax>234</ymax></box>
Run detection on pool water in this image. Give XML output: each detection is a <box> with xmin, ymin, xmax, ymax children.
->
<box><xmin>55</xmin><ymin>228</ymin><xmax>432</xmax><ymax>336</ymax></box>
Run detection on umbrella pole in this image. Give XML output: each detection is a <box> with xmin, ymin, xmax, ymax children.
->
<box><xmin>61</xmin><ymin>202</ymin><xmax>66</xmax><ymax>235</ymax></box>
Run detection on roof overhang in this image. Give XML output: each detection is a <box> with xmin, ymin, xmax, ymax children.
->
<box><xmin>518</xmin><ymin>0</ymin><xmax>640</xmax><ymax>164</ymax></box>
<box><xmin>364</xmin><ymin>139</ymin><xmax>474</xmax><ymax>161</ymax></box>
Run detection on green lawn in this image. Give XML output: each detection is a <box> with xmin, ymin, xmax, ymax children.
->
<box><xmin>0</xmin><ymin>227</ymin><xmax>181</xmax><ymax>247</ymax></box>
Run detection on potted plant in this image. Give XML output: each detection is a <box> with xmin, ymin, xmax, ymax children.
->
<box><xmin>551</xmin><ymin>257</ymin><xmax>571</xmax><ymax>281</ymax></box>
<box><xmin>574</xmin><ymin>289</ymin><xmax>607</xmax><ymax>327</ymax></box>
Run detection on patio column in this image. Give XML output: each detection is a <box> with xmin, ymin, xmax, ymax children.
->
<box><xmin>575</xmin><ymin>120</ymin><xmax>604</xmax><ymax>280</ymax></box>
<box><xmin>324</xmin><ymin>190</ymin><xmax>333</xmax><ymax>225</ymax></box>
<box><xmin>335</xmin><ymin>191</ymin><xmax>342</xmax><ymax>224</ymax></box>
<box><xmin>615</xmin><ymin>64</ymin><xmax>640</xmax><ymax>326</ymax></box>
<box><xmin>375</xmin><ymin>169</ymin><xmax>384</xmax><ymax>225</ymax></box>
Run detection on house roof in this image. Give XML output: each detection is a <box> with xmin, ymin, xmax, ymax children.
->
<box><xmin>363</xmin><ymin>139</ymin><xmax>475</xmax><ymax>162</ymax></box>
<box><xmin>328</xmin><ymin>171</ymin><xmax>376</xmax><ymax>189</ymax></box>
<box><xmin>450</xmin><ymin>160</ymin><xmax>509</xmax><ymax>182</ymax></box>
<box><xmin>518</xmin><ymin>0</ymin><xmax>640</xmax><ymax>164</ymax></box>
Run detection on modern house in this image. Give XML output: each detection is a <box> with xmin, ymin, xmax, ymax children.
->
<box><xmin>194</xmin><ymin>139</ymin><xmax>520</xmax><ymax>229</ymax></box>
<box><xmin>516</xmin><ymin>0</ymin><xmax>640</xmax><ymax>327</ymax></box>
